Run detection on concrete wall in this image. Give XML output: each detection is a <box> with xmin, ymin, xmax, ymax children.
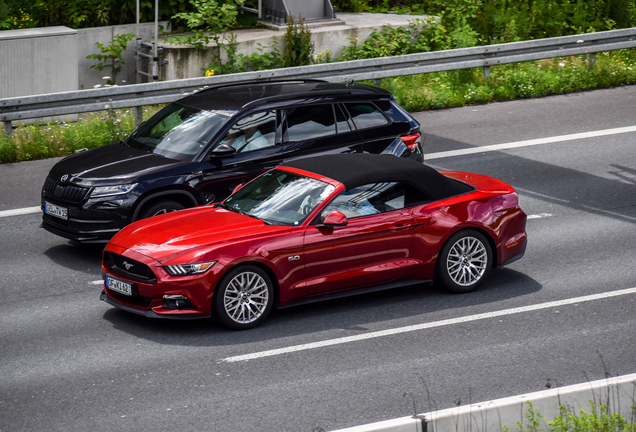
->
<box><xmin>0</xmin><ymin>22</ymin><xmax>171</xmax><ymax>99</ymax></box>
<box><xmin>78</xmin><ymin>21</ymin><xmax>171</xmax><ymax>90</ymax></box>
<box><xmin>160</xmin><ymin>13</ymin><xmax>431</xmax><ymax>81</ymax></box>
<box><xmin>0</xmin><ymin>27</ymin><xmax>78</xmax><ymax>99</ymax></box>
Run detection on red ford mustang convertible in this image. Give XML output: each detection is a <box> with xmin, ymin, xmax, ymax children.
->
<box><xmin>101</xmin><ymin>154</ymin><xmax>527</xmax><ymax>329</ymax></box>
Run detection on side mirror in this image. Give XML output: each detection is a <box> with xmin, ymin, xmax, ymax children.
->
<box><xmin>317</xmin><ymin>210</ymin><xmax>348</xmax><ymax>229</ymax></box>
<box><xmin>209</xmin><ymin>143</ymin><xmax>237</xmax><ymax>158</ymax></box>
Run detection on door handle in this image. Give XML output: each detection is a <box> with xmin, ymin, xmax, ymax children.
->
<box><xmin>390</xmin><ymin>223</ymin><xmax>411</xmax><ymax>230</ymax></box>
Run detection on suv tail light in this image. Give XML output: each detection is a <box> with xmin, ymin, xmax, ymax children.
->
<box><xmin>400</xmin><ymin>132</ymin><xmax>421</xmax><ymax>150</ymax></box>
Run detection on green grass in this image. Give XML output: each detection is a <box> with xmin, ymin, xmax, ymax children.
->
<box><xmin>0</xmin><ymin>106</ymin><xmax>161</xmax><ymax>164</ymax></box>
<box><xmin>379</xmin><ymin>50</ymin><xmax>636</xmax><ymax>112</ymax></box>
<box><xmin>1</xmin><ymin>49</ymin><xmax>635</xmax><ymax>164</ymax></box>
<box><xmin>503</xmin><ymin>401</ymin><xmax>636</xmax><ymax>432</ymax></box>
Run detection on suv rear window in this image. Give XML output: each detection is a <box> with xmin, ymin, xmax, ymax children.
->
<box><xmin>344</xmin><ymin>103</ymin><xmax>389</xmax><ymax>130</ymax></box>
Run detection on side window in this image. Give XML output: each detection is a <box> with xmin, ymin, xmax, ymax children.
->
<box><xmin>320</xmin><ymin>182</ymin><xmax>406</xmax><ymax>220</ymax></box>
<box><xmin>220</xmin><ymin>110</ymin><xmax>277</xmax><ymax>153</ymax></box>
<box><xmin>334</xmin><ymin>104</ymin><xmax>352</xmax><ymax>133</ymax></box>
<box><xmin>343</xmin><ymin>103</ymin><xmax>389</xmax><ymax>130</ymax></box>
<box><xmin>285</xmin><ymin>104</ymin><xmax>336</xmax><ymax>142</ymax></box>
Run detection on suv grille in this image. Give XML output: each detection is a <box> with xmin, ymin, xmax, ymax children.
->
<box><xmin>104</xmin><ymin>252</ymin><xmax>157</xmax><ymax>283</ymax></box>
<box><xmin>43</xmin><ymin>177</ymin><xmax>90</xmax><ymax>204</ymax></box>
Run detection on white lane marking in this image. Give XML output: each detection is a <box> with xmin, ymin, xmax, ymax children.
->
<box><xmin>3</xmin><ymin>126</ymin><xmax>635</xmax><ymax>219</ymax></box>
<box><xmin>0</xmin><ymin>206</ymin><xmax>41</xmax><ymax>218</ymax></box>
<box><xmin>426</xmin><ymin>125</ymin><xmax>636</xmax><ymax>160</ymax></box>
<box><xmin>222</xmin><ymin>286</ymin><xmax>636</xmax><ymax>363</ymax></box>
<box><xmin>527</xmin><ymin>213</ymin><xmax>553</xmax><ymax>219</ymax></box>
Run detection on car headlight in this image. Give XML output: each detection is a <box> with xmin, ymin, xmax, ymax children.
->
<box><xmin>91</xmin><ymin>183</ymin><xmax>138</xmax><ymax>198</ymax></box>
<box><xmin>164</xmin><ymin>262</ymin><xmax>216</xmax><ymax>276</ymax></box>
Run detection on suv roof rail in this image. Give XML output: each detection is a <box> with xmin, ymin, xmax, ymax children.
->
<box><xmin>241</xmin><ymin>89</ymin><xmax>355</xmax><ymax>108</ymax></box>
<box><xmin>197</xmin><ymin>79</ymin><xmax>328</xmax><ymax>94</ymax></box>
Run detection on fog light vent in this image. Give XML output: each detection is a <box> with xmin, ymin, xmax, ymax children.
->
<box><xmin>162</xmin><ymin>295</ymin><xmax>194</xmax><ymax>310</ymax></box>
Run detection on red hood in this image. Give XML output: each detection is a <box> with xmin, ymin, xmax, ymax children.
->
<box><xmin>109</xmin><ymin>206</ymin><xmax>292</xmax><ymax>263</ymax></box>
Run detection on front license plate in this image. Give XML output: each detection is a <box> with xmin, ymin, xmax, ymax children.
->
<box><xmin>45</xmin><ymin>201</ymin><xmax>68</xmax><ymax>220</ymax></box>
<box><xmin>105</xmin><ymin>275</ymin><xmax>134</xmax><ymax>296</ymax></box>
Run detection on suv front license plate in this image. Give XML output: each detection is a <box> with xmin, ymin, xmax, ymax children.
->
<box><xmin>45</xmin><ymin>201</ymin><xmax>68</xmax><ymax>220</ymax></box>
<box><xmin>105</xmin><ymin>275</ymin><xmax>135</xmax><ymax>296</ymax></box>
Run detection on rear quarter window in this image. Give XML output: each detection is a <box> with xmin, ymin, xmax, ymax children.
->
<box><xmin>344</xmin><ymin>103</ymin><xmax>389</xmax><ymax>130</ymax></box>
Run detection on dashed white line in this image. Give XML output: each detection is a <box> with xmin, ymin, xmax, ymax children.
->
<box><xmin>0</xmin><ymin>206</ymin><xmax>41</xmax><ymax>218</ymax></box>
<box><xmin>221</xmin><ymin>286</ymin><xmax>636</xmax><ymax>363</ymax></box>
<box><xmin>425</xmin><ymin>125</ymin><xmax>636</xmax><ymax>160</ymax></box>
<box><xmin>527</xmin><ymin>213</ymin><xmax>553</xmax><ymax>219</ymax></box>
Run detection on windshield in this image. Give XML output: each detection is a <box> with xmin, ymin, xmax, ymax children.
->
<box><xmin>126</xmin><ymin>103</ymin><xmax>234</xmax><ymax>160</ymax></box>
<box><xmin>223</xmin><ymin>170</ymin><xmax>335</xmax><ymax>226</ymax></box>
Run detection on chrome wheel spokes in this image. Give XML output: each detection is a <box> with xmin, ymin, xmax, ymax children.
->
<box><xmin>223</xmin><ymin>271</ymin><xmax>270</xmax><ymax>324</ymax></box>
<box><xmin>446</xmin><ymin>236</ymin><xmax>488</xmax><ymax>287</ymax></box>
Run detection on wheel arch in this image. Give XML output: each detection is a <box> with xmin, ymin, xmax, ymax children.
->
<box><xmin>131</xmin><ymin>190</ymin><xmax>200</xmax><ymax>222</ymax></box>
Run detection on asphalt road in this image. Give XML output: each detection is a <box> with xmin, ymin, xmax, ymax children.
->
<box><xmin>1</xmin><ymin>85</ymin><xmax>636</xmax><ymax>432</ymax></box>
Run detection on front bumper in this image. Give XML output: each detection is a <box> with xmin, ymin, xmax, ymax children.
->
<box><xmin>100</xmin><ymin>291</ymin><xmax>210</xmax><ymax>320</ymax></box>
<box><xmin>41</xmin><ymin>194</ymin><xmax>135</xmax><ymax>243</ymax></box>
<box><xmin>42</xmin><ymin>212</ymin><xmax>121</xmax><ymax>243</ymax></box>
<box><xmin>100</xmin><ymin>244</ymin><xmax>222</xmax><ymax>319</ymax></box>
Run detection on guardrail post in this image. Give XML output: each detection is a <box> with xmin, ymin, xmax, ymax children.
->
<box><xmin>483</xmin><ymin>65</ymin><xmax>491</xmax><ymax>78</ymax></box>
<box><xmin>2</xmin><ymin>121</ymin><xmax>11</xmax><ymax>136</ymax></box>
<box><xmin>134</xmin><ymin>106</ymin><xmax>143</xmax><ymax>126</ymax></box>
<box><xmin>589</xmin><ymin>53</ymin><xmax>597</xmax><ymax>69</ymax></box>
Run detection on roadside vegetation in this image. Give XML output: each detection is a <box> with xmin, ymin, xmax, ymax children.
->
<box><xmin>503</xmin><ymin>401</ymin><xmax>636</xmax><ymax>432</ymax></box>
<box><xmin>1</xmin><ymin>0</ymin><xmax>636</xmax><ymax>163</ymax></box>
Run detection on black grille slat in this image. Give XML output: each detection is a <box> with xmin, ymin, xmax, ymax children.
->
<box><xmin>43</xmin><ymin>176</ymin><xmax>90</xmax><ymax>204</ymax></box>
<box><xmin>104</xmin><ymin>251</ymin><xmax>157</xmax><ymax>283</ymax></box>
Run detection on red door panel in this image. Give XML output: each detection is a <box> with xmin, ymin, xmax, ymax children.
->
<box><xmin>301</xmin><ymin>209</ymin><xmax>415</xmax><ymax>297</ymax></box>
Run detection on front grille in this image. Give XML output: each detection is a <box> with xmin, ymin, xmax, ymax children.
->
<box><xmin>104</xmin><ymin>251</ymin><xmax>157</xmax><ymax>283</ymax></box>
<box><xmin>43</xmin><ymin>176</ymin><xmax>90</xmax><ymax>204</ymax></box>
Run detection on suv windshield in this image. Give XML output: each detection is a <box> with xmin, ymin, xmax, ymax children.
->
<box><xmin>126</xmin><ymin>103</ymin><xmax>234</xmax><ymax>160</ymax></box>
<box><xmin>223</xmin><ymin>170</ymin><xmax>335</xmax><ymax>226</ymax></box>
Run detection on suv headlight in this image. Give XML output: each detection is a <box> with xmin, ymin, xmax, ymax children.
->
<box><xmin>91</xmin><ymin>183</ymin><xmax>138</xmax><ymax>198</ymax></box>
<box><xmin>164</xmin><ymin>262</ymin><xmax>216</xmax><ymax>276</ymax></box>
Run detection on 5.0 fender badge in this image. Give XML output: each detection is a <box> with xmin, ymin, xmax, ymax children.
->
<box><xmin>288</xmin><ymin>255</ymin><xmax>300</xmax><ymax>261</ymax></box>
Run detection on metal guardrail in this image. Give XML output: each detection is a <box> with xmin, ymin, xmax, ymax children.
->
<box><xmin>2</xmin><ymin>27</ymin><xmax>636</xmax><ymax>132</ymax></box>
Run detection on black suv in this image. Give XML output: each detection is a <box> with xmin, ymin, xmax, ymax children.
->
<box><xmin>41</xmin><ymin>80</ymin><xmax>423</xmax><ymax>243</ymax></box>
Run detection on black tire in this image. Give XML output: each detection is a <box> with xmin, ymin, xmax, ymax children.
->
<box><xmin>137</xmin><ymin>199</ymin><xmax>185</xmax><ymax>220</ymax></box>
<box><xmin>436</xmin><ymin>229</ymin><xmax>492</xmax><ymax>294</ymax></box>
<box><xmin>213</xmin><ymin>265</ymin><xmax>274</xmax><ymax>330</ymax></box>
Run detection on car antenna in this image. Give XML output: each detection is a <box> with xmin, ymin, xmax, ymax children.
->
<box><xmin>346</xmin><ymin>79</ymin><xmax>355</xmax><ymax>88</ymax></box>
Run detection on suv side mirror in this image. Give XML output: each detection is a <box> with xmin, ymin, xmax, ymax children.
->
<box><xmin>210</xmin><ymin>143</ymin><xmax>237</xmax><ymax>158</ymax></box>
<box><xmin>317</xmin><ymin>210</ymin><xmax>348</xmax><ymax>229</ymax></box>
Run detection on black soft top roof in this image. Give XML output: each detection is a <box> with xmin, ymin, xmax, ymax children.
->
<box><xmin>284</xmin><ymin>153</ymin><xmax>473</xmax><ymax>200</ymax></box>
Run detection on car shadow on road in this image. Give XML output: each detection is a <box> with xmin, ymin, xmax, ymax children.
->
<box><xmin>43</xmin><ymin>242</ymin><xmax>105</xmax><ymax>273</ymax></box>
<box><xmin>100</xmin><ymin>266</ymin><xmax>542</xmax><ymax>348</ymax></box>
